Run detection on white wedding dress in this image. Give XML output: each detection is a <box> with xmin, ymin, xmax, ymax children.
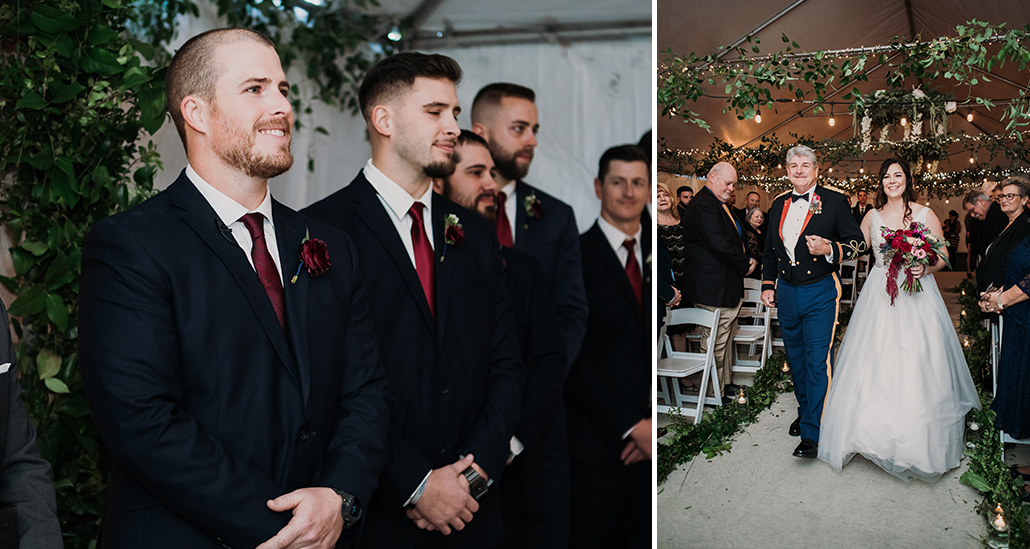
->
<box><xmin>817</xmin><ymin>206</ymin><xmax>981</xmax><ymax>482</ymax></box>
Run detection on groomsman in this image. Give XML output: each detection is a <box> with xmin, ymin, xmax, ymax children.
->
<box><xmin>433</xmin><ymin>130</ymin><xmax>569</xmax><ymax>548</ymax></box>
<box><xmin>302</xmin><ymin>53</ymin><xmax>524</xmax><ymax>549</ymax></box>
<box><xmin>760</xmin><ymin>145</ymin><xmax>865</xmax><ymax>459</ymax></box>
<box><xmin>79</xmin><ymin>28</ymin><xmax>391</xmax><ymax>548</ymax></box>
<box><xmin>470</xmin><ymin>83</ymin><xmax>588</xmax><ymax>368</ymax></box>
<box><xmin>567</xmin><ymin>144</ymin><xmax>651</xmax><ymax>548</ymax></box>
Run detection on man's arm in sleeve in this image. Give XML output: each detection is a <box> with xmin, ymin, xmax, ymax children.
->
<box><xmin>826</xmin><ymin>193</ymin><xmax>867</xmax><ymax>263</ymax></box>
<box><xmin>553</xmin><ymin>207</ymin><xmax>588</xmax><ymax>369</ymax></box>
<box><xmin>79</xmin><ymin>220</ymin><xmax>289</xmax><ymax>548</ymax></box>
<box><xmin>690</xmin><ymin>198</ymin><xmax>750</xmax><ymax>275</ymax></box>
<box><xmin>0</xmin><ymin>302</ymin><xmax>61</xmax><ymax>547</ymax></box>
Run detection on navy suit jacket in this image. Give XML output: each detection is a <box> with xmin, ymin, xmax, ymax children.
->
<box><xmin>566</xmin><ymin>222</ymin><xmax>650</xmax><ymax>465</ymax></box>
<box><xmin>79</xmin><ymin>171</ymin><xmax>391</xmax><ymax>549</ymax></box>
<box><xmin>681</xmin><ymin>186</ymin><xmax>751</xmax><ymax>308</ymax></box>
<box><xmin>302</xmin><ymin>172</ymin><xmax>525</xmax><ymax>549</ymax></box>
<box><xmin>513</xmin><ymin>181</ymin><xmax>588</xmax><ymax>367</ymax></box>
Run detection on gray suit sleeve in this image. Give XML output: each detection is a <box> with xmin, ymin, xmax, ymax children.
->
<box><xmin>0</xmin><ymin>307</ymin><xmax>62</xmax><ymax>548</ymax></box>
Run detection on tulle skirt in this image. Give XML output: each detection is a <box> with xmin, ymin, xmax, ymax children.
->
<box><xmin>817</xmin><ymin>265</ymin><xmax>981</xmax><ymax>482</ymax></box>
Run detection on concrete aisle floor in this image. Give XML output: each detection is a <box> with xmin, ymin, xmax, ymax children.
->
<box><xmin>657</xmin><ymin>271</ymin><xmax>1025</xmax><ymax>549</ymax></box>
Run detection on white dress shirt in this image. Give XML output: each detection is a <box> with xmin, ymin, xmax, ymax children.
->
<box><xmin>597</xmin><ymin>216</ymin><xmax>643</xmax><ymax>278</ymax></box>
<box><xmin>782</xmin><ymin>186</ymin><xmax>815</xmax><ymax>264</ymax></box>
<box><xmin>186</xmin><ymin>164</ymin><xmax>283</xmax><ymax>279</ymax></box>
<box><xmin>363</xmin><ymin>159</ymin><xmax>435</xmax><ymax>266</ymax></box>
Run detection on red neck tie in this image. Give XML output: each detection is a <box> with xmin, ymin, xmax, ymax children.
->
<box><xmin>624</xmin><ymin>238</ymin><xmax>642</xmax><ymax>309</ymax></box>
<box><xmin>495</xmin><ymin>191</ymin><xmax>514</xmax><ymax>248</ymax></box>
<box><xmin>408</xmin><ymin>203</ymin><xmax>436</xmax><ymax>318</ymax></box>
<box><xmin>240</xmin><ymin>213</ymin><xmax>286</xmax><ymax>329</ymax></box>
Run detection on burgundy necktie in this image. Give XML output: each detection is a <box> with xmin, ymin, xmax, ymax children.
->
<box><xmin>240</xmin><ymin>213</ymin><xmax>286</xmax><ymax>329</ymax></box>
<box><xmin>495</xmin><ymin>191</ymin><xmax>514</xmax><ymax>248</ymax></box>
<box><xmin>408</xmin><ymin>203</ymin><xmax>436</xmax><ymax>318</ymax></box>
<box><xmin>624</xmin><ymin>238</ymin><xmax>642</xmax><ymax>309</ymax></box>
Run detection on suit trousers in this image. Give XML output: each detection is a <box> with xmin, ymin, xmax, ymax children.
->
<box><xmin>697</xmin><ymin>301</ymin><xmax>742</xmax><ymax>392</ymax></box>
<box><xmin>775</xmin><ymin>274</ymin><xmax>842</xmax><ymax>442</ymax></box>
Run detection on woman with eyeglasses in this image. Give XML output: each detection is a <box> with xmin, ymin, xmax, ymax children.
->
<box><xmin>975</xmin><ymin>177</ymin><xmax>1030</xmax><ymax>297</ymax></box>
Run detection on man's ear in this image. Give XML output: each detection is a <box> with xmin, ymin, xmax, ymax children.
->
<box><xmin>594</xmin><ymin>178</ymin><xmax>603</xmax><ymax>200</ymax></box>
<box><xmin>471</xmin><ymin>122</ymin><xmax>488</xmax><ymax>139</ymax></box>
<box><xmin>370</xmin><ymin>105</ymin><xmax>392</xmax><ymax>137</ymax></box>
<box><xmin>432</xmin><ymin>177</ymin><xmax>445</xmax><ymax>194</ymax></box>
<box><xmin>180</xmin><ymin>95</ymin><xmax>209</xmax><ymax>136</ymax></box>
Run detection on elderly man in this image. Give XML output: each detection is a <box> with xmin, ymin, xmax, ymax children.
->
<box><xmin>760</xmin><ymin>145</ymin><xmax>865</xmax><ymax>459</ymax></box>
<box><xmin>963</xmin><ymin>189</ymin><xmax>1007</xmax><ymax>259</ymax></box>
<box><xmin>681</xmin><ymin>162</ymin><xmax>756</xmax><ymax>399</ymax></box>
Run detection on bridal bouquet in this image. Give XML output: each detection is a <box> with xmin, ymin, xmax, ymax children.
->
<box><xmin>880</xmin><ymin>222</ymin><xmax>950</xmax><ymax>306</ymax></box>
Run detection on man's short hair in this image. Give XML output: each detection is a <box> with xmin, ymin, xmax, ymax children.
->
<box><xmin>785</xmin><ymin>144</ymin><xmax>818</xmax><ymax>167</ymax></box>
<box><xmin>747</xmin><ymin>191</ymin><xmax>760</xmax><ymax>199</ymax></box>
<box><xmin>963</xmin><ymin>189</ymin><xmax>989</xmax><ymax>206</ymax></box>
<box><xmin>677</xmin><ymin>185</ymin><xmax>693</xmax><ymax>196</ymax></box>
<box><xmin>597</xmin><ymin>145</ymin><xmax>648</xmax><ymax>182</ymax></box>
<box><xmin>358</xmin><ymin>52</ymin><xmax>462</xmax><ymax>121</ymax></box>
<box><xmin>166</xmin><ymin>28</ymin><xmax>275</xmax><ymax>149</ymax></box>
<box><xmin>470</xmin><ymin>83</ymin><xmax>536</xmax><ymax>123</ymax></box>
<box><xmin>453</xmin><ymin>129</ymin><xmax>489</xmax><ymax>165</ymax></box>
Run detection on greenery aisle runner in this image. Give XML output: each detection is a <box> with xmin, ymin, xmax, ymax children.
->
<box><xmin>657</xmin><ymin>279</ymin><xmax>1029</xmax><ymax>547</ymax></box>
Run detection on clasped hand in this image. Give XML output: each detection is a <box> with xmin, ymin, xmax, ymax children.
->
<box><xmin>256</xmin><ymin>487</ymin><xmax>344</xmax><ymax>549</ymax></box>
<box><xmin>979</xmin><ymin>290</ymin><xmax>1002</xmax><ymax>313</ymax></box>
<box><xmin>406</xmin><ymin>454</ymin><xmax>482</xmax><ymax>535</ymax></box>
<box><xmin>805</xmin><ymin>235</ymin><xmax>832</xmax><ymax>256</ymax></box>
<box><xmin>908</xmin><ymin>263</ymin><xmax>926</xmax><ymax>279</ymax></box>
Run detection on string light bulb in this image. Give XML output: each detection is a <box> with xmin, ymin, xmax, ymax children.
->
<box><xmin>828</xmin><ymin>103</ymin><xmax>835</xmax><ymax>127</ymax></box>
<box><xmin>967</xmin><ymin>108</ymin><xmax>974</xmax><ymax>122</ymax></box>
<box><xmin>970</xmin><ymin>156</ymin><xmax>975</xmax><ymax>163</ymax></box>
<box><xmin>755</xmin><ymin>108</ymin><xmax>762</xmax><ymax>124</ymax></box>
<box><xmin>900</xmin><ymin>115</ymin><xmax>907</xmax><ymax>126</ymax></box>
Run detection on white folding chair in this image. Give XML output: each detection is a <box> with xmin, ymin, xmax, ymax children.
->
<box><xmin>656</xmin><ymin>308</ymin><xmax>671</xmax><ymax>407</ymax></box>
<box><xmin>739</xmin><ymin>278</ymin><xmax>763</xmax><ymax>319</ymax></box>
<box><xmin>656</xmin><ymin>307</ymin><xmax>722</xmax><ymax>423</ymax></box>
<box><xmin>732</xmin><ymin>289</ymin><xmax>771</xmax><ymax>373</ymax></box>
<box><xmin>839</xmin><ymin>258</ymin><xmax>859</xmax><ymax>306</ymax></box>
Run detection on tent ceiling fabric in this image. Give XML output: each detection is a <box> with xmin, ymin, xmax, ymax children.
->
<box><xmin>658</xmin><ymin>0</ymin><xmax>1030</xmax><ymax>176</ymax></box>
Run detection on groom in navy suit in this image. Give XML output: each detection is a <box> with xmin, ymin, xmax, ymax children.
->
<box><xmin>79</xmin><ymin>29</ymin><xmax>390</xmax><ymax>548</ymax></box>
<box><xmin>302</xmin><ymin>53</ymin><xmax>524</xmax><ymax>548</ymax></box>
<box><xmin>761</xmin><ymin>145</ymin><xmax>865</xmax><ymax>458</ymax></box>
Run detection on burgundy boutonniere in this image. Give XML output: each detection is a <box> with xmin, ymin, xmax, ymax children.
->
<box><xmin>809</xmin><ymin>194</ymin><xmax>823</xmax><ymax>215</ymax></box>
<box><xmin>441</xmin><ymin>214</ymin><xmax>464</xmax><ymax>262</ymax></box>
<box><xmin>291</xmin><ymin>229</ymin><xmax>330</xmax><ymax>284</ymax></box>
<box><xmin>523</xmin><ymin>192</ymin><xmax>543</xmax><ymax>228</ymax></box>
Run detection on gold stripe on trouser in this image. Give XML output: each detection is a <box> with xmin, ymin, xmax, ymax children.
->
<box><xmin>820</xmin><ymin>272</ymin><xmax>843</xmax><ymax>423</ymax></box>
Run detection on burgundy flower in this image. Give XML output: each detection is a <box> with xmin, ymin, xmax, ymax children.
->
<box><xmin>300</xmin><ymin>238</ymin><xmax>330</xmax><ymax>277</ymax></box>
<box><xmin>445</xmin><ymin>224</ymin><xmax>465</xmax><ymax>247</ymax></box>
<box><xmin>291</xmin><ymin>230</ymin><xmax>330</xmax><ymax>284</ymax></box>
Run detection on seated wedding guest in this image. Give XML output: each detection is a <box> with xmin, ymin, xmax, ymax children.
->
<box><xmin>980</xmin><ymin>231</ymin><xmax>1030</xmax><ymax>502</ymax></box>
<box><xmin>0</xmin><ymin>299</ymin><xmax>61</xmax><ymax>546</ymax></box>
<box><xmin>976</xmin><ymin>177</ymin><xmax>1030</xmax><ymax>296</ymax></box>
<box><xmin>743</xmin><ymin>206</ymin><xmax>765</xmax><ymax>280</ymax></box>
<box><xmin>943</xmin><ymin>210</ymin><xmax>962</xmax><ymax>270</ymax></box>
<box><xmin>432</xmin><ymin>130</ymin><xmax>568</xmax><ymax>549</ymax></box>
<box><xmin>677</xmin><ymin>185</ymin><xmax>694</xmax><ymax>219</ymax></box>
<box><xmin>79</xmin><ymin>28</ymin><xmax>391</xmax><ymax>549</ymax></box>
<box><xmin>567</xmin><ymin>144</ymin><xmax>650</xmax><ymax>549</ymax></box>
<box><xmin>964</xmin><ymin>189</ymin><xmax>1007</xmax><ymax>258</ymax></box>
<box><xmin>302</xmin><ymin>53</ymin><xmax>524</xmax><ymax>549</ymax></box>
<box><xmin>681</xmin><ymin>162</ymin><xmax>756</xmax><ymax>400</ymax></box>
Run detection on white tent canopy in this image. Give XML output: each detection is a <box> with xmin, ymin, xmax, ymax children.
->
<box><xmin>148</xmin><ymin>0</ymin><xmax>651</xmax><ymax>232</ymax></box>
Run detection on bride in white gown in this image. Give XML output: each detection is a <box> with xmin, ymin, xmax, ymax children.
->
<box><xmin>817</xmin><ymin>158</ymin><xmax>981</xmax><ymax>482</ymax></box>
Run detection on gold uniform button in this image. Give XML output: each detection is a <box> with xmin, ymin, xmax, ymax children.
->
<box><xmin>807</xmin><ymin>270</ymin><xmax>812</xmax><ymax>274</ymax></box>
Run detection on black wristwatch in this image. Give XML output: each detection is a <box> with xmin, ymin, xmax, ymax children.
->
<box><xmin>461</xmin><ymin>466</ymin><xmax>489</xmax><ymax>500</ymax></box>
<box><xmin>331</xmin><ymin>489</ymin><xmax>362</xmax><ymax>529</ymax></box>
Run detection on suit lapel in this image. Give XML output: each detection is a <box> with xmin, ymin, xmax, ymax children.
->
<box><xmin>349</xmin><ymin>174</ymin><xmax>437</xmax><ymax>336</ymax></box>
<box><xmin>168</xmin><ymin>175</ymin><xmax>301</xmax><ymax>390</ymax></box>
<box><xmin>274</xmin><ymin>202</ymin><xmax>311</xmax><ymax>407</ymax></box>
<box><xmin>433</xmin><ymin>194</ymin><xmax>456</xmax><ymax>347</ymax></box>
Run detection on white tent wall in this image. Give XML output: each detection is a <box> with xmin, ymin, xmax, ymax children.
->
<box><xmin>146</xmin><ymin>2</ymin><xmax>652</xmax><ymax>233</ymax></box>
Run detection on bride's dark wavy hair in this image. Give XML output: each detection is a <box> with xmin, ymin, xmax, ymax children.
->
<box><xmin>874</xmin><ymin>157</ymin><xmax>917</xmax><ymax>222</ymax></box>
